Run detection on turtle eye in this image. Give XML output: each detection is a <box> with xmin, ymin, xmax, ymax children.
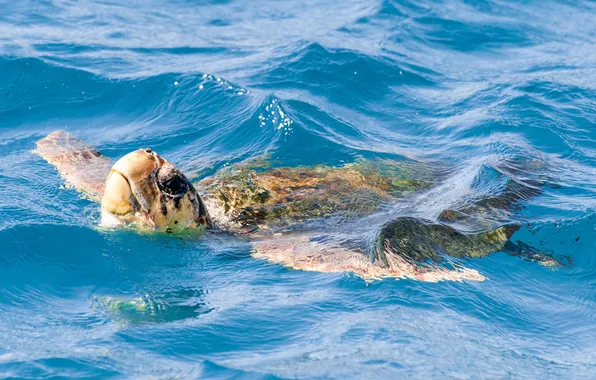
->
<box><xmin>143</xmin><ymin>148</ymin><xmax>153</xmax><ymax>154</ymax></box>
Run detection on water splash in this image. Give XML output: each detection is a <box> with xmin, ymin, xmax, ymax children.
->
<box><xmin>258</xmin><ymin>96</ymin><xmax>294</xmax><ymax>135</ymax></box>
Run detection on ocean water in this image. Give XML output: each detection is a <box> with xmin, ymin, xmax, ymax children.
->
<box><xmin>1</xmin><ymin>0</ymin><xmax>595</xmax><ymax>378</ymax></box>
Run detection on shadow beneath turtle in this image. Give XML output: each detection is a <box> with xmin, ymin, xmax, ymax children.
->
<box><xmin>91</xmin><ymin>287</ymin><xmax>214</xmax><ymax>325</ymax></box>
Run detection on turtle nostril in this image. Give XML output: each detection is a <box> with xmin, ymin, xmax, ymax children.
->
<box><xmin>143</xmin><ymin>148</ymin><xmax>152</xmax><ymax>154</ymax></box>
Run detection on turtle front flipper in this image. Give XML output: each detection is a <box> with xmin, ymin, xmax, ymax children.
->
<box><xmin>251</xmin><ymin>233</ymin><xmax>485</xmax><ymax>282</ymax></box>
<box><xmin>35</xmin><ymin>130</ymin><xmax>112</xmax><ymax>201</ymax></box>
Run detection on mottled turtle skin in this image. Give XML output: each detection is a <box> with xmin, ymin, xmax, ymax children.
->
<box><xmin>36</xmin><ymin>131</ymin><xmax>560</xmax><ymax>282</ymax></box>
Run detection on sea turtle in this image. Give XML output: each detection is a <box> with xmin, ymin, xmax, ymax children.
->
<box><xmin>36</xmin><ymin>130</ymin><xmax>559</xmax><ymax>283</ymax></box>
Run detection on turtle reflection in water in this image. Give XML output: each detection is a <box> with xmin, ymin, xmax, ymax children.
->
<box><xmin>36</xmin><ymin>130</ymin><xmax>560</xmax><ymax>283</ymax></box>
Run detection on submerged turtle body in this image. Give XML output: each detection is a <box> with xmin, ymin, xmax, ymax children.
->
<box><xmin>36</xmin><ymin>131</ymin><xmax>560</xmax><ymax>282</ymax></box>
<box><xmin>195</xmin><ymin>160</ymin><xmax>536</xmax><ymax>266</ymax></box>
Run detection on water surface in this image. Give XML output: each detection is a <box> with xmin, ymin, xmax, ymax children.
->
<box><xmin>1</xmin><ymin>0</ymin><xmax>595</xmax><ymax>378</ymax></box>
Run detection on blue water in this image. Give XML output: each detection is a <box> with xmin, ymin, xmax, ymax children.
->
<box><xmin>1</xmin><ymin>0</ymin><xmax>595</xmax><ymax>378</ymax></box>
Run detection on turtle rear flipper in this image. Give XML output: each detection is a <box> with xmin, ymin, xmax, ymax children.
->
<box><xmin>377</xmin><ymin>217</ymin><xmax>518</xmax><ymax>263</ymax></box>
<box><xmin>377</xmin><ymin>217</ymin><xmax>564</xmax><ymax>269</ymax></box>
<box><xmin>502</xmin><ymin>240</ymin><xmax>564</xmax><ymax>268</ymax></box>
<box><xmin>35</xmin><ymin>130</ymin><xmax>112</xmax><ymax>201</ymax></box>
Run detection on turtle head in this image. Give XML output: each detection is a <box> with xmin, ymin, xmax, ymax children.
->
<box><xmin>100</xmin><ymin>148</ymin><xmax>211</xmax><ymax>230</ymax></box>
